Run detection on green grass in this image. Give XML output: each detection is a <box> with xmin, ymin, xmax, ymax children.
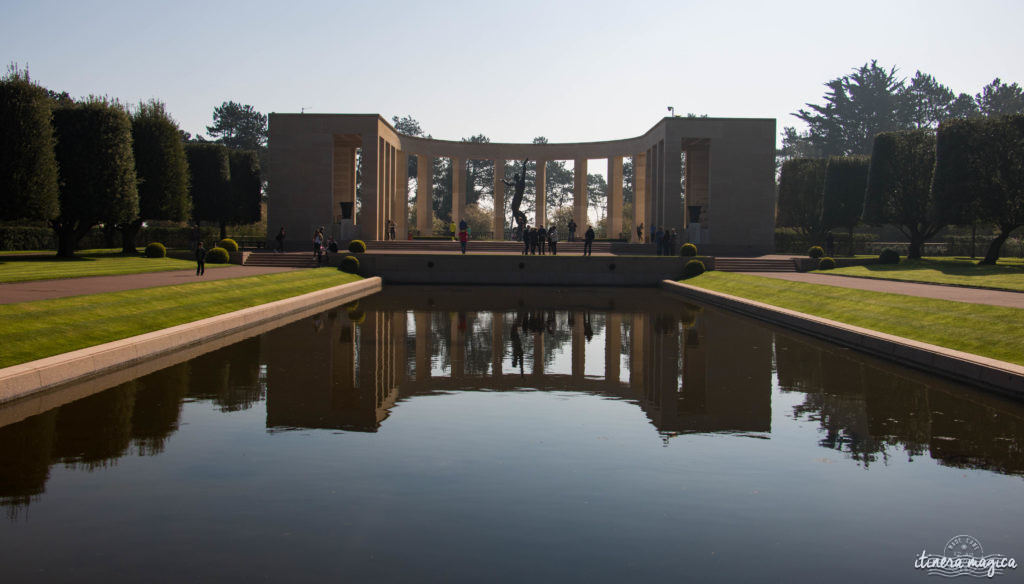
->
<box><xmin>817</xmin><ymin>257</ymin><xmax>1024</xmax><ymax>291</ymax></box>
<box><xmin>0</xmin><ymin>249</ymin><xmax>230</xmax><ymax>283</ymax></box>
<box><xmin>0</xmin><ymin>269</ymin><xmax>362</xmax><ymax>367</ymax></box>
<box><xmin>684</xmin><ymin>271</ymin><xmax>1024</xmax><ymax>366</ymax></box>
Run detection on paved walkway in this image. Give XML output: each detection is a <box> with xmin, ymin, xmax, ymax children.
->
<box><xmin>0</xmin><ymin>266</ymin><xmax>299</xmax><ymax>304</ymax></box>
<box><xmin>1</xmin><ymin>262</ymin><xmax>1022</xmax><ymax>309</ymax></box>
<box><xmin>740</xmin><ymin>272</ymin><xmax>1024</xmax><ymax>309</ymax></box>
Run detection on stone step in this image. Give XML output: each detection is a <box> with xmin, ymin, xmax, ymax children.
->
<box><xmin>243</xmin><ymin>252</ymin><xmax>319</xmax><ymax>268</ymax></box>
<box><xmin>713</xmin><ymin>258</ymin><xmax>796</xmax><ymax>272</ymax></box>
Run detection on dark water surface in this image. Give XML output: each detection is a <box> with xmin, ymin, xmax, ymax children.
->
<box><xmin>1</xmin><ymin>286</ymin><xmax>1022</xmax><ymax>583</ymax></box>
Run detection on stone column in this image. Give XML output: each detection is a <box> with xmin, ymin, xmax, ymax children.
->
<box><xmin>629</xmin><ymin>313</ymin><xmax>645</xmax><ymax>397</ymax></box>
<box><xmin>395</xmin><ymin>151</ymin><xmax>409</xmax><ymax>240</ymax></box>
<box><xmin>416</xmin><ymin>155</ymin><xmax>432</xmax><ymax>236</ymax></box>
<box><xmin>360</xmin><ymin>135</ymin><xmax>379</xmax><ymax>240</ymax></box>
<box><xmin>573</xmin><ymin>158</ymin><xmax>588</xmax><ymax>232</ymax></box>
<box><xmin>331</xmin><ymin>141</ymin><xmax>357</xmax><ymax>225</ymax></box>
<box><xmin>451</xmin><ymin>157</ymin><xmax>465</xmax><ymax>232</ymax></box>
<box><xmin>633</xmin><ymin>152</ymin><xmax>646</xmax><ymax>242</ymax></box>
<box><xmin>493</xmin><ymin>159</ymin><xmax>505</xmax><ymax>239</ymax></box>
<box><xmin>377</xmin><ymin>138</ymin><xmax>387</xmax><ymax>240</ymax></box>
<box><xmin>644</xmin><ymin>146</ymin><xmax>656</xmax><ymax>239</ymax></box>
<box><xmin>607</xmin><ymin>156</ymin><xmax>623</xmax><ymax>239</ymax></box>
<box><xmin>534</xmin><ymin>160</ymin><xmax>547</xmax><ymax>229</ymax></box>
<box><xmin>394</xmin><ymin>310</ymin><xmax>408</xmax><ymax>387</ymax></box>
<box><xmin>450</xmin><ymin>313</ymin><xmax>465</xmax><ymax>379</ymax></box>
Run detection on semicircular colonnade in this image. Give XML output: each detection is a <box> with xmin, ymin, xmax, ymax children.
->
<box><xmin>267</xmin><ymin>113</ymin><xmax>776</xmax><ymax>255</ymax></box>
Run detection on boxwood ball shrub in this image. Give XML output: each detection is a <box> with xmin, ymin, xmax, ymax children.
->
<box><xmin>683</xmin><ymin>259</ymin><xmax>706</xmax><ymax>278</ymax></box>
<box><xmin>218</xmin><ymin>238</ymin><xmax>238</xmax><ymax>252</ymax></box>
<box><xmin>348</xmin><ymin>239</ymin><xmax>366</xmax><ymax>253</ymax></box>
<box><xmin>808</xmin><ymin>245</ymin><xmax>824</xmax><ymax>258</ymax></box>
<box><xmin>818</xmin><ymin>257</ymin><xmax>836</xmax><ymax>270</ymax></box>
<box><xmin>145</xmin><ymin>242</ymin><xmax>167</xmax><ymax>258</ymax></box>
<box><xmin>879</xmin><ymin>248</ymin><xmax>900</xmax><ymax>264</ymax></box>
<box><xmin>679</xmin><ymin>243</ymin><xmax>698</xmax><ymax>257</ymax></box>
<box><xmin>340</xmin><ymin>255</ymin><xmax>360</xmax><ymax>273</ymax></box>
<box><xmin>206</xmin><ymin>246</ymin><xmax>230</xmax><ymax>264</ymax></box>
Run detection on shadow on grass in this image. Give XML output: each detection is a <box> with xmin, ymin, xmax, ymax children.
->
<box><xmin>858</xmin><ymin>258</ymin><xmax>1024</xmax><ymax>278</ymax></box>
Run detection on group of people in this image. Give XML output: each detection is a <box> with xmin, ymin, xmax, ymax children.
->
<box><xmin>520</xmin><ymin>224</ymin><xmax>558</xmax><ymax>255</ymax></box>
<box><xmin>312</xmin><ymin>227</ymin><xmax>337</xmax><ymax>265</ymax></box>
<box><xmin>651</xmin><ymin>225</ymin><xmax>678</xmax><ymax>256</ymax></box>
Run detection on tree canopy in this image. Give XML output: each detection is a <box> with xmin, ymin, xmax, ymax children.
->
<box><xmin>863</xmin><ymin>130</ymin><xmax>940</xmax><ymax>259</ymax></box>
<box><xmin>206</xmin><ymin>101</ymin><xmax>267</xmax><ymax>151</ymax></box>
<box><xmin>777</xmin><ymin>157</ymin><xmax>827</xmax><ymax>244</ymax></box>
<box><xmin>821</xmin><ymin>155</ymin><xmax>870</xmax><ymax>254</ymax></box>
<box><xmin>51</xmin><ymin>98</ymin><xmax>139</xmax><ymax>257</ymax></box>
<box><xmin>0</xmin><ymin>66</ymin><xmax>59</xmax><ymax>222</ymax></box>
<box><xmin>185</xmin><ymin>142</ymin><xmax>231</xmax><ymax>237</ymax></box>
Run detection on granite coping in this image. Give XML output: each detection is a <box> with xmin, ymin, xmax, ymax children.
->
<box><xmin>661</xmin><ymin>279</ymin><xmax>1024</xmax><ymax>399</ymax></box>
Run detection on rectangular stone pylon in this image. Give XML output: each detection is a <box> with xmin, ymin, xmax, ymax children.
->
<box><xmin>416</xmin><ymin>155</ymin><xmax>432</xmax><ymax>236</ymax></box>
<box><xmin>452</xmin><ymin>157</ymin><xmax>465</xmax><ymax>233</ymax></box>
<box><xmin>535</xmin><ymin>160</ymin><xmax>547</xmax><ymax>228</ymax></box>
<box><xmin>607</xmin><ymin>157</ymin><xmax>623</xmax><ymax>239</ymax></box>
<box><xmin>395</xmin><ymin>151</ymin><xmax>408</xmax><ymax>239</ymax></box>
<box><xmin>574</xmin><ymin>158</ymin><xmax>588</xmax><ymax>231</ymax></box>
<box><xmin>493</xmin><ymin>159</ymin><xmax>505</xmax><ymax>239</ymax></box>
<box><xmin>634</xmin><ymin>152</ymin><xmax>646</xmax><ymax>242</ymax></box>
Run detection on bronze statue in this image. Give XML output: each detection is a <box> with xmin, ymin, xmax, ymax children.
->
<box><xmin>504</xmin><ymin>158</ymin><xmax>529</xmax><ymax>235</ymax></box>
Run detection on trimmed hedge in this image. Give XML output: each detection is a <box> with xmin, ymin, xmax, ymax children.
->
<box><xmin>879</xmin><ymin>248</ymin><xmax>900</xmax><ymax>264</ymax></box>
<box><xmin>348</xmin><ymin>239</ymin><xmax>366</xmax><ymax>253</ymax></box>
<box><xmin>218</xmin><ymin>238</ymin><xmax>239</xmax><ymax>252</ymax></box>
<box><xmin>206</xmin><ymin>246</ymin><xmax>230</xmax><ymax>263</ymax></box>
<box><xmin>808</xmin><ymin>245</ymin><xmax>824</xmax><ymax>258</ymax></box>
<box><xmin>679</xmin><ymin>242</ymin><xmax>698</xmax><ymax>257</ymax></box>
<box><xmin>818</xmin><ymin>257</ymin><xmax>836</xmax><ymax>270</ymax></box>
<box><xmin>145</xmin><ymin>242</ymin><xmax>167</xmax><ymax>258</ymax></box>
<box><xmin>340</xmin><ymin>255</ymin><xmax>360</xmax><ymax>273</ymax></box>
<box><xmin>683</xmin><ymin>259</ymin><xmax>706</xmax><ymax>278</ymax></box>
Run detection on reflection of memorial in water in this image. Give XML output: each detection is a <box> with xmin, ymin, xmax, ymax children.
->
<box><xmin>263</xmin><ymin>287</ymin><xmax>772</xmax><ymax>436</ymax></box>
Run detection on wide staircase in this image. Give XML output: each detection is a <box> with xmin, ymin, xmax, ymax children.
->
<box><xmin>243</xmin><ymin>251</ymin><xmax>319</xmax><ymax>268</ymax></box>
<box><xmin>368</xmin><ymin>239</ymin><xmax>622</xmax><ymax>254</ymax></box>
<box><xmin>712</xmin><ymin>257</ymin><xmax>796</xmax><ymax>272</ymax></box>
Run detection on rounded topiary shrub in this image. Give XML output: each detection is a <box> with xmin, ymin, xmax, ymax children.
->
<box><xmin>218</xmin><ymin>238</ymin><xmax>238</xmax><ymax>252</ymax></box>
<box><xmin>879</xmin><ymin>248</ymin><xmax>900</xmax><ymax>264</ymax></box>
<box><xmin>679</xmin><ymin>242</ymin><xmax>698</xmax><ymax>257</ymax></box>
<box><xmin>206</xmin><ymin>246</ymin><xmax>230</xmax><ymax>264</ymax></box>
<box><xmin>347</xmin><ymin>306</ymin><xmax>365</xmax><ymax>324</ymax></box>
<box><xmin>818</xmin><ymin>257</ymin><xmax>836</xmax><ymax>270</ymax></box>
<box><xmin>808</xmin><ymin>245</ymin><xmax>824</xmax><ymax>258</ymax></box>
<box><xmin>348</xmin><ymin>239</ymin><xmax>366</xmax><ymax>253</ymax></box>
<box><xmin>339</xmin><ymin>255</ymin><xmax>360</xmax><ymax>274</ymax></box>
<box><xmin>145</xmin><ymin>242</ymin><xmax>166</xmax><ymax>258</ymax></box>
<box><xmin>683</xmin><ymin>259</ymin><xmax>706</xmax><ymax>278</ymax></box>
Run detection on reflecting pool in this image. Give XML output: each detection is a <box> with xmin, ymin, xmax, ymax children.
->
<box><xmin>1</xmin><ymin>286</ymin><xmax>1023</xmax><ymax>582</ymax></box>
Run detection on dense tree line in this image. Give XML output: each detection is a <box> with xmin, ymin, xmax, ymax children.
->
<box><xmin>778</xmin><ymin>61</ymin><xmax>1024</xmax><ymax>263</ymax></box>
<box><xmin>0</xmin><ymin>65</ymin><xmax>264</xmax><ymax>255</ymax></box>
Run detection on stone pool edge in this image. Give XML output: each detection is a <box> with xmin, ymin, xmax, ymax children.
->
<box><xmin>0</xmin><ymin>277</ymin><xmax>382</xmax><ymax>405</ymax></box>
<box><xmin>661</xmin><ymin>279</ymin><xmax>1024</xmax><ymax>399</ymax></box>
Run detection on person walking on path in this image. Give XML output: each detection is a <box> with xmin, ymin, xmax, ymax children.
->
<box><xmin>583</xmin><ymin>225</ymin><xmax>595</xmax><ymax>256</ymax></box>
<box><xmin>568</xmin><ymin>219</ymin><xmax>577</xmax><ymax>242</ymax></box>
<box><xmin>195</xmin><ymin>242</ymin><xmax>207</xmax><ymax>276</ymax></box>
<box><xmin>548</xmin><ymin>226</ymin><xmax>558</xmax><ymax>255</ymax></box>
<box><xmin>636</xmin><ymin>222</ymin><xmax>644</xmax><ymax>243</ymax></box>
<box><xmin>275</xmin><ymin>227</ymin><xmax>286</xmax><ymax>253</ymax></box>
<box><xmin>458</xmin><ymin>226</ymin><xmax>469</xmax><ymax>254</ymax></box>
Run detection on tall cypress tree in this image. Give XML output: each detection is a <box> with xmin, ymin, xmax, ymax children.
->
<box><xmin>0</xmin><ymin>67</ymin><xmax>59</xmax><ymax>222</ymax></box>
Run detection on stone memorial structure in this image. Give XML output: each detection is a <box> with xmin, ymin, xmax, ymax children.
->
<box><xmin>267</xmin><ymin>114</ymin><xmax>775</xmax><ymax>255</ymax></box>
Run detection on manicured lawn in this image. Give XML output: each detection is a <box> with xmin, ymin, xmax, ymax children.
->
<box><xmin>683</xmin><ymin>271</ymin><xmax>1024</xmax><ymax>366</ymax></box>
<box><xmin>0</xmin><ymin>269</ymin><xmax>362</xmax><ymax>367</ymax></box>
<box><xmin>0</xmin><ymin>249</ymin><xmax>228</xmax><ymax>283</ymax></box>
<box><xmin>817</xmin><ymin>257</ymin><xmax>1024</xmax><ymax>291</ymax></box>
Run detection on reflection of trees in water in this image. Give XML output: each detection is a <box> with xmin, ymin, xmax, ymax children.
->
<box><xmin>0</xmin><ymin>410</ymin><xmax>57</xmax><ymax>520</ymax></box>
<box><xmin>131</xmin><ymin>362</ymin><xmax>190</xmax><ymax>456</ymax></box>
<box><xmin>186</xmin><ymin>337</ymin><xmax>265</xmax><ymax>412</ymax></box>
<box><xmin>52</xmin><ymin>384</ymin><xmax>136</xmax><ymax>470</ymax></box>
<box><xmin>777</xmin><ymin>333</ymin><xmax>1024</xmax><ymax>475</ymax></box>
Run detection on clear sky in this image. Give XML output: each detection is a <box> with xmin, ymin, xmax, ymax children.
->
<box><xmin>4</xmin><ymin>0</ymin><xmax>1023</xmax><ymax>147</ymax></box>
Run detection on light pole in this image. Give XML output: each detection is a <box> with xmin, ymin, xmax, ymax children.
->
<box><xmin>667</xmin><ymin>106</ymin><xmax>675</xmax><ymax>117</ymax></box>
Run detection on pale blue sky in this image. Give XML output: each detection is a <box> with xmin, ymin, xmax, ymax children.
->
<box><xmin>4</xmin><ymin>0</ymin><xmax>1023</xmax><ymax>146</ymax></box>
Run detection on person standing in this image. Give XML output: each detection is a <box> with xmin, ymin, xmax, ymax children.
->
<box><xmin>275</xmin><ymin>227</ymin><xmax>286</xmax><ymax>252</ymax></box>
<box><xmin>636</xmin><ymin>222</ymin><xmax>644</xmax><ymax>243</ymax></box>
<box><xmin>195</xmin><ymin>241</ymin><xmax>207</xmax><ymax>276</ymax></box>
<box><xmin>458</xmin><ymin>226</ymin><xmax>468</xmax><ymax>254</ymax></box>
<box><xmin>548</xmin><ymin>225</ymin><xmax>558</xmax><ymax>255</ymax></box>
<box><xmin>568</xmin><ymin>218</ymin><xmax>577</xmax><ymax>242</ymax></box>
<box><xmin>583</xmin><ymin>225</ymin><xmax>595</xmax><ymax>256</ymax></box>
<box><xmin>536</xmin><ymin>224</ymin><xmax>546</xmax><ymax>255</ymax></box>
<box><xmin>654</xmin><ymin>226</ymin><xmax>664</xmax><ymax>256</ymax></box>
<box><xmin>313</xmin><ymin>229</ymin><xmax>323</xmax><ymax>265</ymax></box>
<box><xmin>389</xmin><ymin>219</ymin><xmax>397</xmax><ymax>241</ymax></box>
<box><xmin>449</xmin><ymin>220</ymin><xmax>456</xmax><ymax>241</ymax></box>
<box><xmin>522</xmin><ymin>224</ymin><xmax>531</xmax><ymax>255</ymax></box>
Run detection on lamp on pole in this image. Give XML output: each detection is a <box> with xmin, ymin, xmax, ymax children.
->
<box><xmin>667</xmin><ymin>106</ymin><xmax>675</xmax><ymax>117</ymax></box>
